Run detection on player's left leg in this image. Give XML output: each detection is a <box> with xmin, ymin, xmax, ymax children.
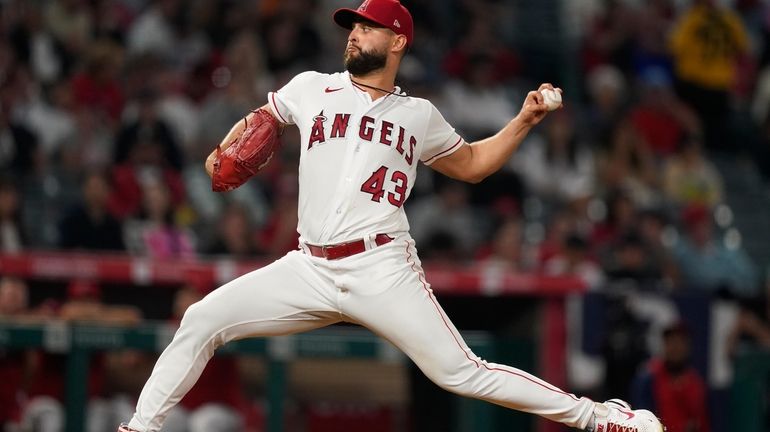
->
<box><xmin>339</xmin><ymin>236</ymin><xmax>662</xmax><ymax>431</ymax></box>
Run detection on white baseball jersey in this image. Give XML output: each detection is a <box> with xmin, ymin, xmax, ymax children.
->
<box><xmin>126</xmin><ymin>70</ymin><xmax>600</xmax><ymax>432</ymax></box>
<box><xmin>267</xmin><ymin>71</ymin><xmax>464</xmax><ymax>245</ymax></box>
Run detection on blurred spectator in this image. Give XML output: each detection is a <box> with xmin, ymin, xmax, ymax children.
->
<box><xmin>127</xmin><ymin>0</ymin><xmax>181</xmax><ymax>59</ymax></box>
<box><xmin>601</xmin><ymin>292</ymin><xmax>650</xmax><ymax>402</ymax></box>
<box><xmin>260</xmin><ymin>2</ymin><xmax>322</xmax><ymax>74</ymax></box>
<box><xmin>0</xmin><ymin>277</ymin><xmax>31</xmax><ymax>318</ymax></box>
<box><xmin>204</xmin><ymin>202</ymin><xmax>259</xmax><ymax>258</ymax></box>
<box><xmin>637</xmin><ymin>209</ymin><xmax>680</xmax><ymax>288</ymax></box>
<box><xmin>115</xmin><ymin>88</ymin><xmax>184</xmax><ymax>171</ymax></box>
<box><xmin>727</xmin><ymin>300</ymin><xmax>770</xmax><ymax>355</ymax></box>
<box><xmin>543</xmin><ymin>232</ymin><xmax>605</xmax><ymax>290</ymax></box>
<box><xmin>22</xmin><ymin>80</ymin><xmax>76</xmax><ymax>158</ymax></box>
<box><xmin>153</xmin><ymin>64</ymin><xmax>202</xmax><ymax>157</ymax></box>
<box><xmin>163</xmin><ymin>283</ymin><xmax>247</xmax><ymax>432</ymax></box>
<box><xmin>591</xmin><ymin>189</ymin><xmax>638</xmax><ymax>250</ymax></box>
<box><xmin>70</xmin><ymin>39</ymin><xmax>125</xmax><ymax>123</ymax></box>
<box><xmin>440</xmin><ymin>54</ymin><xmax>519</xmax><ymax>141</ymax></box>
<box><xmin>124</xmin><ymin>179</ymin><xmax>195</xmax><ymax>258</ymax></box>
<box><xmin>632</xmin><ymin>0</ymin><xmax>676</xmax><ymax>75</ymax></box>
<box><xmin>407</xmin><ymin>178</ymin><xmax>483</xmax><ymax>259</ymax></box>
<box><xmin>8</xmin><ymin>2</ymin><xmax>67</xmax><ymax>85</ymax></box>
<box><xmin>581</xmin><ymin>0</ymin><xmax>637</xmax><ymax>73</ymax></box>
<box><xmin>669</xmin><ymin>0</ymin><xmax>750</xmax><ymax>150</ymax></box>
<box><xmin>475</xmin><ymin>217</ymin><xmax>527</xmax><ymax>273</ymax></box>
<box><xmin>109</xmin><ymin>136</ymin><xmax>186</xmax><ymax>219</ymax></box>
<box><xmin>0</xmin><ymin>178</ymin><xmax>25</xmax><ymax>253</ymax></box>
<box><xmin>0</xmin><ymin>72</ymin><xmax>39</xmax><ymax>179</ymax></box>
<box><xmin>255</xmin><ymin>168</ymin><xmax>299</xmax><ymax>259</ymax></box>
<box><xmin>64</xmin><ymin>105</ymin><xmax>116</xmax><ymax>169</ymax></box>
<box><xmin>510</xmin><ymin>109</ymin><xmax>595</xmax><ymax>206</ymax></box>
<box><xmin>91</xmin><ymin>0</ymin><xmax>134</xmax><ymax>44</ymax></box>
<box><xmin>673</xmin><ymin>205</ymin><xmax>758</xmax><ymax>297</ymax></box>
<box><xmin>584</xmin><ymin>64</ymin><xmax>628</xmax><ymax>148</ymax></box>
<box><xmin>59</xmin><ymin>279</ymin><xmax>141</xmax><ymax>325</ymax></box>
<box><xmin>632</xmin><ymin>322</ymin><xmax>710</xmax><ymax>432</ymax></box>
<box><xmin>59</xmin><ymin>170</ymin><xmax>125</xmax><ymax>251</ymax></box>
<box><xmin>595</xmin><ymin>120</ymin><xmax>660</xmax><ymax>209</ymax></box>
<box><xmin>442</xmin><ymin>16</ymin><xmax>521</xmax><ymax>84</ymax></box>
<box><xmin>602</xmin><ymin>231</ymin><xmax>664</xmax><ymax>289</ymax></box>
<box><xmin>663</xmin><ymin>133</ymin><xmax>724</xmax><ymax>209</ymax></box>
<box><xmin>627</xmin><ymin>66</ymin><xmax>700</xmax><ymax>159</ymax></box>
<box><xmin>535</xmin><ymin>209</ymin><xmax>582</xmax><ymax>270</ymax></box>
<box><xmin>43</xmin><ymin>0</ymin><xmax>93</xmax><ymax>56</ymax></box>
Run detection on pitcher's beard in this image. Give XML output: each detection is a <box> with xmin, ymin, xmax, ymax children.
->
<box><xmin>344</xmin><ymin>47</ymin><xmax>387</xmax><ymax>76</ymax></box>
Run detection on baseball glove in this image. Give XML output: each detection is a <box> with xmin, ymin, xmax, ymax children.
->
<box><xmin>212</xmin><ymin>108</ymin><xmax>281</xmax><ymax>192</ymax></box>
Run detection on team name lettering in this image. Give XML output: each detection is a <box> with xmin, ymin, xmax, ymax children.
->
<box><xmin>359</xmin><ymin>116</ymin><xmax>375</xmax><ymax>141</ymax></box>
<box><xmin>307</xmin><ymin>112</ymin><xmax>418</xmax><ymax>166</ymax></box>
<box><xmin>308</xmin><ymin>111</ymin><xmax>327</xmax><ymax>149</ymax></box>
<box><xmin>330</xmin><ymin>113</ymin><xmax>350</xmax><ymax>138</ymax></box>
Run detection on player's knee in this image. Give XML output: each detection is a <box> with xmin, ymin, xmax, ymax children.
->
<box><xmin>425</xmin><ymin>367</ymin><xmax>480</xmax><ymax>397</ymax></box>
<box><xmin>179</xmin><ymin>301</ymin><xmax>220</xmax><ymax>335</ymax></box>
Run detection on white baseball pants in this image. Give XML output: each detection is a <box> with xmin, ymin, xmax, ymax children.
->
<box><xmin>127</xmin><ymin>235</ymin><xmax>595</xmax><ymax>431</ymax></box>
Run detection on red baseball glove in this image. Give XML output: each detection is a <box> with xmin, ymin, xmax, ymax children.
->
<box><xmin>212</xmin><ymin>108</ymin><xmax>281</xmax><ymax>192</ymax></box>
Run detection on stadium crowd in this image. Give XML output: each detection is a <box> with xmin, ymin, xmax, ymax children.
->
<box><xmin>2</xmin><ymin>0</ymin><xmax>770</xmax><ymax>431</ymax></box>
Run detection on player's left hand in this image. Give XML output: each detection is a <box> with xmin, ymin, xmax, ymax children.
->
<box><xmin>516</xmin><ymin>83</ymin><xmax>561</xmax><ymax>127</ymax></box>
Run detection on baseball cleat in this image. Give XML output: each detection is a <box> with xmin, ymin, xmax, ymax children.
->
<box><xmin>117</xmin><ymin>423</ymin><xmax>140</xmax><ymax>432</ymax></box>
<box><xmin>589</xmin><ymin>399</ymin><xmax>666</xmax><ymax>432</ymax></box>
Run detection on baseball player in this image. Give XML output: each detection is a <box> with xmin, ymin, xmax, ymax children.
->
<box><xmin>120</xmin><ymin>1</ymin><xmax>664</xmax><ymax>431</ymax></box>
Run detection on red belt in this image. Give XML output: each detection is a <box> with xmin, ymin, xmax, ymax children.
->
<box><xmin>306</xmin><ymin>234</ymin><xmax>393</xmax><ymax>260</ymax></box>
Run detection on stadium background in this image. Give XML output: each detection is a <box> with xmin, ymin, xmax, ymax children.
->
<box><xmin>1</xmin><ymin>0</ymin><xmax>770</xmax><ymax>431</ymax></box>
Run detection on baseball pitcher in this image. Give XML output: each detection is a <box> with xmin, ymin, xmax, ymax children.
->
<box><xmin>119</xmin><ymin>1</ymin><xmax>664</xmax><ymax>431</ymax></box>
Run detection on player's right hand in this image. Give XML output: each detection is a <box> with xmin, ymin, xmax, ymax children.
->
<box><xmin>516</xmin><ymin>83</ymin><xmax>558</xmax><ymax>127</ymax></box>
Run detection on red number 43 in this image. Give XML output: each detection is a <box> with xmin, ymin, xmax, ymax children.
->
<box><xmin>360</xmin><ymin>165</ymin><xmax>408</xmax><ymax>207</ymax></box>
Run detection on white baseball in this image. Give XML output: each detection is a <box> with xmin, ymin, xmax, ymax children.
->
<box><xmin>541</xmin><ymin>88</ymin><xmax>562</xmax><ymax>111</ymax></box>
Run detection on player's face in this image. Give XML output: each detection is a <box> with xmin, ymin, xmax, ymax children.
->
<box><xmin>344</xmin><ymin>21</ymin><xmax>392</xmax><ymax>76</ymax></box>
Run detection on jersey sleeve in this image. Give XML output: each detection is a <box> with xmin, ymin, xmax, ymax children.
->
<box><xmin>420</xmin><ymin>102</ymin><xmax>465</xmax><ymax>165</ymax></box>
<box><xmin>267</xmin><ymin>71</ymin><xmax>319</xmax><ymax>125</ymax></box>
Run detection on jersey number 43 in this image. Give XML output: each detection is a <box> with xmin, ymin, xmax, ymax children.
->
<box><xmin>360</xmin><ymin>165</ymin><xmax>408</xmax><ymax>208</ymax></box>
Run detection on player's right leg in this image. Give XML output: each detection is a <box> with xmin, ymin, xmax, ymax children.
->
<box><xmin>121</xmin><ymin>251</ymin><xmax>339</xmax><ymax>432</ymax></box>
<box><xmin>342</xmin><ymin>237</ymin><xmax>663</xmax><ymax>432</ymax></box>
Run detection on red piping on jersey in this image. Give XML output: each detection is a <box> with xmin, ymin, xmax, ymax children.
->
<box><xmin>404</xmin><ymin>241</ymin><xmax>581</xmax><ymax>402</ymax></box>
<box><xmin>270</xmin><ymin>93</ymin><xmax>289</xmax><ymax>123</ymax></box>
<box><xmin>424</xmin><ymin>137</ymin><xmax>463</xmax><ymax>164</ymax></box>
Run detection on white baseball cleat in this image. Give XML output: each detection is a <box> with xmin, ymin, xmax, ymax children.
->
<box><xmin>588</xmin><ymin>399</ymin><xmax>666</xmax><ymax>432</ymax></box>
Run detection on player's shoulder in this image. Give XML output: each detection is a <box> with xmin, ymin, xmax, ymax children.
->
<box><xmin>288</xmin><ymin>71</ymin><xmax>343</xmax><ymax>86</ymax></box>
<box><xmin>397</xmin><ymin>94</ymin><xmax>439</xmax><ymax>113</ymax></box>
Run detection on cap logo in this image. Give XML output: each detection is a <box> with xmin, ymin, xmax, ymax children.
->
<box><xmin>393</xmin><ymin>19</ymin><xmax>401</xmax><ymax>28</ymax></box>
<box><xmin>359</xmin><ymin>0</ymin><xmax>370</xmax><ymax>11</ymax></box>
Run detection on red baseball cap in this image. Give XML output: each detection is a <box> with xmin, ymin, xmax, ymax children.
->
<box><xmin>333</xmin><ymin>0</ymin><xmax>414</xmax><ymax>47</ymax></box>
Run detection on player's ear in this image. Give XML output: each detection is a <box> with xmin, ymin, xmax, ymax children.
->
<box><xmin>392</xmin><ymin>34</ymin><xmax>408</xmax><ymax>56</ymax></box>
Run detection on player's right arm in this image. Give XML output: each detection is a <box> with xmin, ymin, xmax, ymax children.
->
<box><xmin>204</xmin><ymin>103</ymin><xmax>278</xmax><ymax>178</ymax></box>
<box><xmin>430</xmin><ymin>84</ymin><xmax>555</xmax><ymax>183</ymax></box>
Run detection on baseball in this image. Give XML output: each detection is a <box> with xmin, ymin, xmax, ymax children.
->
<box><xmin>541</xmin><ymin>88</ymin><xmax>562</xmax><ymax>111</ymax></box>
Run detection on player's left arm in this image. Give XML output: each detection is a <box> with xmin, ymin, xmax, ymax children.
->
<box><xmin>204</xmin><ymin>103</ymin><xmax>276</xmax><ymax>178</ymax></box>
<box><xmin>430</xmin><ymin>83</ymin><xmax>557</xmax><ymax>184</ymax></box>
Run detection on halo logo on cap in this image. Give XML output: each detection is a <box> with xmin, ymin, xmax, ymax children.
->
<box><xmin>359</xmin><ymin>0</ymin><xmax>370</xmax><ymax>11</ymax></box>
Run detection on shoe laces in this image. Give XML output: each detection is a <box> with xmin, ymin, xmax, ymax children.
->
<box><xmin>607</xmin><ymin>423</ymin><xmax>638</xmax><ymax>432</ymax></box>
